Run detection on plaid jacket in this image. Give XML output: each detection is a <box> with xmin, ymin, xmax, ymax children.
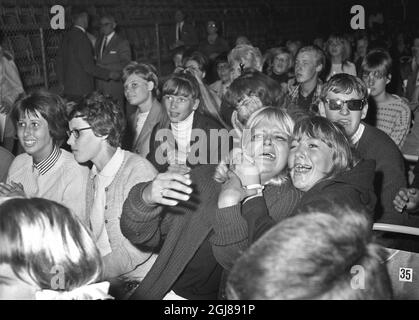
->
<box><xmin>285</xmin><ymin>79</ymin><xmax>324</xmax><ymax>113</ymax></box>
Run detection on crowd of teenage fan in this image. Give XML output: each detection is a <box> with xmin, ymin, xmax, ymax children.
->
<box><xmin>2</xmin><ymin>7</ymin><xmax>419</xmax><ymax>300</ymax></box>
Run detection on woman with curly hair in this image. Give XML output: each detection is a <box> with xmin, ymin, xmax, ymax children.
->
<box><xmin>67</xmin><ymin>91</ymin><xmax>158</xmax><ymax>299</ymax></box>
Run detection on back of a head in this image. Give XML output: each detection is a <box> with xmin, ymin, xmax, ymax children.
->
<box><xmin>227</xmin><ymin>205</ymin><xmax>392</xmax><ymax>300</ymax></box>
<box><xmin>0</xmin><ymin>197</ymin><xmax>102</xmax><ymax>292</ymax></box>
<box><xmin>71</xmin><ymin>6</ymin><xmax>88</xmax><ymax>27</ymax></box>
<box><xmin>221</xmin><ymin>70</ymin><xmax>285</xmax><ymax>128</ymax></box>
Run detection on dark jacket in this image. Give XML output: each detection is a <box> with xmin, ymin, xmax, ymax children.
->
<box><xmin>243</xmin><ymin>159</ymin><xmax>377</xmax><ymax>243</ymax></box>
<box><xmin>95</xmin><ymin>33</ymin><xmax>131</xmax><ymax>105</ymax></box>
<box><xmin>146</xmin><ymin>111</ymin><xmax>231</xmax><ymax>173</ymax></box>
<box><xmin>56</xmin><ymin>26</ymin><xmax>110</xmax><ymax>99</ymax></box>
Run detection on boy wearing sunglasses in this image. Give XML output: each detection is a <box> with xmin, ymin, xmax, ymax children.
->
<box><xmin>319</xmin><ymin>74</ymin><xmax>408</xmax><ymax>234</ymax></box>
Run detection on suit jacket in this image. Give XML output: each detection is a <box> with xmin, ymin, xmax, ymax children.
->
<box><xmin>56</xmin><ymin>26</ymin><xmax>110</xmax><ymax>99</ymax></box>
<box><xmin>95</xmin><ymin>33</ymin><xmax>131</xmax><ymax>105</ymax></box>
<box><xmin>146</xmin><ymin>111</ymin><xmax>231</xmax><ymax>173</ymax></box>
<box><xmin>171</xmin><ymin>21</ymin><xmax>198</xmax><ymax>49</ymax></box>
<box><xmin>130</xmin><ymin>99</ymin><xmax>165</xmax><ymax>158</ymax></box>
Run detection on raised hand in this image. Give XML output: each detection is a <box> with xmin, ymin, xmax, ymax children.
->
<box><xmin>393</xmin><ymin>187</ymin><xmax>419</xmax><ymax>213</ymax></box>
<box><xmin>143</xmin><ymin>172</ymin><xmax>193</xmax><ymax>207</ymax></box>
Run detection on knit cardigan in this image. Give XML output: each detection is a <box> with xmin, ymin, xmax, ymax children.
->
<box><xmin>120</xmin><ymin>165</ymin><xmax>302</xmax><ymax>299</ymax></box>
<box><xmin>7</xmin><ymin>149</ymin><xmax>89</xmax><ymax>224</ymax></box>
<box><xmin>86</xmin><ymin>150</ymin><xmax>158</xmax><ymax>281</ymax></box>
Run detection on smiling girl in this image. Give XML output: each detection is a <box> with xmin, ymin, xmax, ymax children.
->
<box><xmin>1</xmin><ymin>90</ymin><xmax>89</xmax><ymax>224</ymax></box>
<box><xmin>239</xmin><ymin>116</ymin><xmax>377</xmax><ymax>243</ymax></box>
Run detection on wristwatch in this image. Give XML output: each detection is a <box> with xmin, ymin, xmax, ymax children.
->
<box><xmin>242</xmin><ymin>184</ymin><xmax>264</xmax><ymax>196</ymax></box>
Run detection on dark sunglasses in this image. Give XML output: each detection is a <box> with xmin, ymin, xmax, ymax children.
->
<box><xmin>323</xmin><ymin>98</ymin><xmax>366</xmax><ymax>111</ymax></box>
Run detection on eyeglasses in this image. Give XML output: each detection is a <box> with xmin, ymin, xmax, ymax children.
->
<box><xmin>163</xmin><ymin>95</ymin><xmax>191</xmax><ymax>104</ymax></box>
<box><xmin>323</xmin><ymin>98</ymin><xmax>366</xmax><ymax>111</ymax></box>
<box><xmin>362</xmin><ymin>70</ymin><xmax>386</xmax><ymax>81</ymax></box>
<box><xmin>67</xmin><ymin>127</ymin><xmax>92</xmax><ymax>139</ymax></box>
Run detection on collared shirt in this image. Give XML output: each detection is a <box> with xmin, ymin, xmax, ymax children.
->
<box><xmin>176</xmin><ymin>22</ymin><xmax>184</xmax><ymax>41</ymax></box>
<box><xmin>100</xmin><ymin>32</ymin><xmax>114</xmax><ymax>58</ymax></box>
<box><xmin>33</xmin><ymin>146</ymin><xmax>61</xmax><ymax>176</ymax></box>
<box><xmin>105</xmin><ymin>31</ymin><xmax>115</xmax><ymax>44</ymax></box>
<box><xmin>74</xmin><ymin>25</ymin><xmax>86</xmax><ymax>33</ymax></box>
<box><xmin>351</xmin><ymin>123</ymin><xmax>365</xmax><ymax>145</ymax></box>
<box><xmin>287</xmin><ymin>79</ymin><xmax>323</xmax><ymax>113</ymax></box>
<box><xmin>90</xmin><ymin>147</ymin><xmax>125</xmax><ymax>256</ymax></box>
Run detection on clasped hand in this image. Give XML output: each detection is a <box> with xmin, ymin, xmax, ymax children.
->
<box><xmin>0</xmin><ymin>181</ymin><xmax>26</xmax><ymax>197</ymax></box>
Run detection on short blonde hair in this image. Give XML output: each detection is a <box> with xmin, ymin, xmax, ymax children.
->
<box><xmin>228</xmin><ymin>44</ymin><xmax>263</xmax><ymax>71</ymax></box>
<box><xmin>0</xmin><ymin>198</ymin><xmax>102</xmax><ymax>291</ymax></box>
<box><xmin>215</xmin><ymin>107</ymin><xmax>294</xmax><ymax>185</ymax></box>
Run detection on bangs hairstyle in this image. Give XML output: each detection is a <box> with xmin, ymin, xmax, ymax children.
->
<box><xmin>122</xmin><ymin>61</ymin><xmax>159</xmax><ymax>97</ymax></box>
<box><xmin>11</xmin><ymin>89</ymin><xmax>68</xmax><ymax>146</ymax></box>
<box><xmin>361</xmin><ymin>48</ymin><xmax>392</xmax><ymax>77</ymax></box>
<box><xmin>326</xmin><ymin>34</ymin><xmax>351</xmax><ymax>61</ymax></box>
<box><xmin>215</xmin><ymin>107</ymin><xmax>294</xmax><ymax>186</ymax></box>
<box><xmin>222</xmin><ymin>70</ymin><xmax>285</xmax><ymax>111</ymax></box>
<box><xmin>162</xmin><ymin>71</ymin><xmax>200</xmax><ymax>100</ymax></box>
<box><xmin>321</xmin><ymin>73</ymin><xmax>368</xmax><ymax>100</ymax></box>
<box><xmin>292</xmin><ymin>116</ymin><xmax>354</xmax><ymax>178</ymax></box>
<box><xmin>0</xmin><ymin>198</ymin><xmax>102</xmax><ymax>291</ymax></box>
<box><xmin>69</xmin><ymin>92</ymin><xmax>125</xmax><ymax>148</ymax></box>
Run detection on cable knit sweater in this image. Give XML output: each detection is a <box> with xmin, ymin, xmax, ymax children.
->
<box><xmin>120</xmin><ymin>165</ymin><xmax>302</xmax><ymax>299</ymax></box>
<box><xmin>7</xmin><ymin>149</ymin><xmax>89</xmax><ymax>224</ymax></box>
<box><xmin>86</xmin><ymin>150</ymin><xmax>158</xmax><ymax>281</ymax></box>
<box><xmin>375</xmin><ymin>95</ymin><xmax>411</xmax><ymax>148</ymax></box>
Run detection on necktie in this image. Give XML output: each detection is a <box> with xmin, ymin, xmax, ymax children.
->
<box><xmin>176</xmin><ymin>23</ymin><xmax>181</xmax><ymax>41</ymax></box>
<box><xmin>100</xmin><ymin>36</ymin><xmax>107</xmax><ymax>58</ymax></box>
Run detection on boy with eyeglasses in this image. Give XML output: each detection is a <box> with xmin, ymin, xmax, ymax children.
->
<box><xmin>361</xmin><ymin>49</ymin><xmax>411</xmax><ymax>148</ymax></box>
<box><xmin>319</xmin><ymin>74</ymin><xmax>408</xmax><ymax>233</ymax></box>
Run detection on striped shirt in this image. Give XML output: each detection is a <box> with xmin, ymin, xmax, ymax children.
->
<box><xmin>33</xmin><ymin>146</ymin><xmax>61</xmax><ymax>175</ymax></box>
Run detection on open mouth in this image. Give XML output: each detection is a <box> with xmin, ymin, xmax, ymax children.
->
<box><xmin>169</xmin><ymin>112</ymin><xmax>180</xmax><ymax>118</ymax></box>
<box><xmin>260</xmin><ymin>152</ymin><xmax>276</xmax><ymax>160</ymax></box>
<box><xmin>293</xmin><ymin>163</ymin><xmax>312</xmax><ymax>173</ymax></box>
<box><xmin>23</xmin><ymin>140</ymin><xmax>36</xmax><ymax>148</ymax></box>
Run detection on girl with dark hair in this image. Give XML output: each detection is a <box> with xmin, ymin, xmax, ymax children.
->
<box><xmin>0</xmin><ymin>89</ymin><xmax>88</xmax><ymax>223</ymax></box>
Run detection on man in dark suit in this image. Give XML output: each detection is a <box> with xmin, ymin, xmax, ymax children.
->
<box><xmin>170</xmin><ymin>8</ymin><xmax>198</xmax><ymax>51</ymax></box>
<box><xmin>95</xmin><ymin>14</ymin><xmax>131</xmax><ymax>109</ymax></box>
<box><xmin>56</xmin><ymin>8</ymin><xmax>120</xmax><ymax>102</ymax></box>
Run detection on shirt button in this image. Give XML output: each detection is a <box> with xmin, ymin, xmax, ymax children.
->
<box><xmin>105</xmin><ymin>219</ymin><xmax>108</xmax><ymax>224</ymax></box>
<box><xmin>105</xmin><ymin>187</ymin><xmax>108</xmax><ymax>192</ymax></box>
<box><xmin>105</xmin><ymin>205</ymin><xmax>108</xmax><ymax>210</ymax></box>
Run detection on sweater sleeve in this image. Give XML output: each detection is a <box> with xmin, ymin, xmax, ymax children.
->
<box><xmin>120</xmin><ymin>182</ymin><xmax>167</xmax><ymax>249</ymax></box>
<box><xmin>209</xmin><ymin>204</ymin><xmax>249</xmax><ymax>271</ymax></box>
<box><xmin>61</xmin><ymin>165</ymin><xmax>89</xmax><ymax>227</ymax></box>
<box><xmin>242</xmin><ymin>195</ymin><xmax>277</xmax><ymax>244</ymax></box>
